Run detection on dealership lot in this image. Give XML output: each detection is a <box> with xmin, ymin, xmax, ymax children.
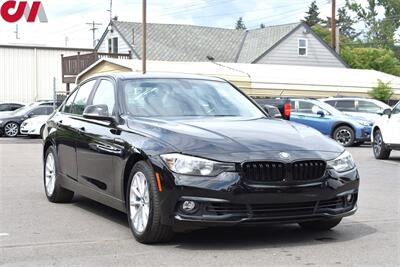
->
<box><xmin>1</xmin><ymin>138</ymin><xmax>399</xmax><ymax>266</ymax></box>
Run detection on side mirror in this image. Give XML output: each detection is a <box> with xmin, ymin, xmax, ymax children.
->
<box><xmin>317</xmin><ymin>110</ymin><xmax>325</xmax><ymax>117</ymax></box>
<box><xmin>382</xmin><ymin>108</ymin><xmax>392</xmax><ymax>117</ymax></box>
<box><xmin>83</xmin><ymin>105</ymin><xmax>116</xmax><ymax>123</ymax></box>
<box><xmin>263</xmin><ymin>105</ymin><xmax>282</xmax><ymax>119</ymax></box>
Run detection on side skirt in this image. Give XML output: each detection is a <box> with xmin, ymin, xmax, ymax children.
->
<box><xmin>59</xmin><ymin>174</ymin><xmax>127</xmax><ymax>213</ymax></box>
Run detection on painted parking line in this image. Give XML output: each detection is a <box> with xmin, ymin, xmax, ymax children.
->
<box><xmin>0</xmin><ymin>233</ymin><xmax>10</xmax><ymax>237</ymax></box>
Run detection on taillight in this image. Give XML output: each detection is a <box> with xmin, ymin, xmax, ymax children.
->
<box><xmin>283</xmin><ymin>103</ymin><xmax>291</xmax><ymax>119</ymax></box>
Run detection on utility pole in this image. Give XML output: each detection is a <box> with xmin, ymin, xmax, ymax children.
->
<box><xmin>107</xmin><ymin>0</ymin><xmax>113</xmax><ymax>22</ymax></box>
<box><xmin>14</xmin><ymin>24</ymin><xmax>20</xmax><ymax>39</ymax></box>
<box><xmin>86</xmin><ymin>21</ymin><xmax>102</xmax><ymax>47</ymax></box>
<box><xmin>142</xmin><ymin>0</ymin><xmax>147</xmax><ymax>74</ymax></box>
<box><xmin>331</xmin><ymin>0</ymin><xmax>336</xmax><ymax>51</ymax></box>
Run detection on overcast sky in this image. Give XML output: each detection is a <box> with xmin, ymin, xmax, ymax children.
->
<box><xmin>0</xmin><ymin>0</ymin><xmax>353</xmax><ymax>48</ymax></box>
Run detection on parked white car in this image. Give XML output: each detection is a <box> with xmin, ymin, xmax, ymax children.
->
<box><xmin>20</xmin><ymin>115</ymin><xmax>50</xmax><ymax>137</ymax></box>
<box><xmin>371</xmin><ymin>101</ymin><xmax>400</xmax><ymax>159</ymax></box>
<box><xmin>320</xmin><ymin>97</ymin><xmax>391</xmax><ymax>122</ymax></box>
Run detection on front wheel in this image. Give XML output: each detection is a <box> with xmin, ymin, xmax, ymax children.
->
<box><xmin>299</xmin><ymin>218</ymin><xmax>342</xmax><ymax>231</ymax></box>
<box><xmin>333</xmin><ymin>126</ymin><xmax>355</xmax><ymax>147</ymax></box>
<box><xmin>373</xmin><ymin>130</ymin><xmax>391</xmax><ymax>159</ymax></box>
<box><xmin>126</xmin><ymin>161</ymin><xmax>174</xmax><ymax>244</ymax></box>
<box><xmin>4</xmin><ymin>122</ymin><xmax>19</xmax><ymax>137</ymax></box>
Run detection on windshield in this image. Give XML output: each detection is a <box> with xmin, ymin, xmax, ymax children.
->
<box><xmin>122</xmin><ymin>78</ymin><xmax>265</xmax><ymax>118</ymax></box>
<box><xmin>11</xmin><ymin>105</ymin><xmax>34</xmax><ymax>116</ymax></box>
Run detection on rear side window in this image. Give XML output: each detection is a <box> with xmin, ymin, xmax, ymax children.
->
<box><xmin>0</xmin><ymin>104</ymin><xmax>10</xmax><ymax>111</ymax></box>
<box><xmin>358</xmin><ymin>101</ymin><xmax>381</xmax><ymax>113</ymax></box>
<box><xmin>63</xmin><ymin>90</ymin><xmax>78</xmax><ymax>113</ymax></box>
<box><xmin>92</xmin><ymin>80</ymin><xmax>115</xmax><ymax>116</ymax></box>
<box><xmin>71</xmin><ymin>80</ymin><xmax>97</xmax><ymax>115</ymax></box>
<box><xmin>335</xmin><ymin>100</ymin><xmax>356</xmax><ymax>112</ymax></box>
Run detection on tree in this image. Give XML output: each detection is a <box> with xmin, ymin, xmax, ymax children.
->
<box><xmin>341</xmin><ymin>47</ymin><xmax>400</xmax><ymax>76</ymax></box>
<box><xmin>260</xmin><ymin>23</ymin><xmax>266</xmax><ymax>29</ymax></box>
<box><xmin>368</xmin><ymin>80</ymin><xmax>394</xmax><ymax>101</ymax></box>
<box><xmin>304</xmin><ymin>1</ymin><xmax>322</xmax><ymax>27</ymax></box>
<box><xmin>337</xmin><ymin>7</ymin><xmax>358</xmax><ymax>40</ymax></box>
<box><xmin>346</xmin><ymin>0</ymin><xmax>400</xmax><ymax>48</ymax></box>
<box><xmin>235</xmin><ymin>17</ymin><xmax>246</xmax><ymax>30</ymax></box>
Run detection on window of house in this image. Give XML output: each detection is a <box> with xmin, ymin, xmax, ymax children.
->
<box><xmin>298</xmin><ymin>39</ymin><xmax>307</xmax><ymax>56</ymax></box>
<box><xmin>112</xmin><ymin>37</ymin><xmax>118</xmax><ymax>53</ymax></box>
<box><xmin>108</xmin><ymin>39</ymin><xmax>112</xmax><ymax>53</ymax></box>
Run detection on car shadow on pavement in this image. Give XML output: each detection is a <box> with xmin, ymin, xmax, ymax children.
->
<box><xmin>71</xmin><ymin>195</ymin><xmax>129</xmax><ymax>227</ymax></box>
<box><xmin>70</xmin><ymin>195</ymin><xmax>377</xmax><ymax>249</ymax></box>
<box><xmin>170</xmin><ymin>222</ymin><xmax>377</xmax><ymax>250</ymax></box>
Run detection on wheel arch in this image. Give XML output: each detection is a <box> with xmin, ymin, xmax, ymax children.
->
<box><xmin>372</xmin><ymin>126</ymin><xmax>384</xmax><ymax>143</ymax></box>
<box><xmin>122</xmin><ymin>151</ymin><xmax>150</xmax><ymax>202</ymax></box>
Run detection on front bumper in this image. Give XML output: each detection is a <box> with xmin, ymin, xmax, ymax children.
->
<box><xmin>20</xmin><ymin>125</ymin><xmax>39</xmax><ymax>135</ymax></box>
<box><xmin>149</xmin><ymin>157</ymin><xmax>360</xmax><ymax>231</ymax></box>
<box><xmin>355</xmin><ymin>126</ymin><xmax>371</xmax><ymax>142</ymax></box>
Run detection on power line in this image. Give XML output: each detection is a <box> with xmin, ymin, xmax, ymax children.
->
<box><xmin>86</xmin><ymin>21</ymin><xmax>102</xmax><ymax>48</ymax></box>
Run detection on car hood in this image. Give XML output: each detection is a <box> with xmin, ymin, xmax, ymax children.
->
<box><xmin>126</xmin><ymin>117</ymin><xmax>344</xmax><ymax>162</ymax></box>
<box><xmin>24</xmin><ymin>115</ymin><xmax>50</xmax><ymax>124</ymax></box>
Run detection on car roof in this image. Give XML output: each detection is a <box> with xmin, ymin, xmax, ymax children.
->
<box><xmin>87</xmin><ymin>72</ymin><xmax>226</xmax><ymax>82</ymax></box>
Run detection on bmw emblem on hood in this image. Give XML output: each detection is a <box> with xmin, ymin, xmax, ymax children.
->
<box><xmin>279</xmin><ymin>152</ymin><xmax>291</xmax><ymax>160</ymax></box>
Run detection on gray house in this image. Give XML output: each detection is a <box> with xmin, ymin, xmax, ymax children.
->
<box><xmin>95</xmin><ymin>20</ymin><xmax>348</xmax><ymax>68</ymax></box>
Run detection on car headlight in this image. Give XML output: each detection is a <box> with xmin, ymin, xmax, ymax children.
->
<box><xmin>160</xmin><ymin>153</ymin><xmax>235</xmax><ymax>176</ymax></box>
<box><xmin>357</xmin><ymin>120</ymin><xmax>372</xmax><ymax>126</ymax></box>
<box><xmin>327</xmin><ymin>151</ymin><xmax>356</xmax><ymax>172</ymax></box>
<box><xmin>0</xmin><ymin>120</ymin><xmax>3</xmax><ymax>124</ymax></box>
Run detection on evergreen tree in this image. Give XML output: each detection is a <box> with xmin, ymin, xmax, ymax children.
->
<box><xmin>235</xmin><ymin>17</ymin><xmax>247</xmax><ymax>30</ymax></box>
<box><xmin>304</xmin><ymin>1</ymin><xmax>321</xmax><ymax>26</ymax></box>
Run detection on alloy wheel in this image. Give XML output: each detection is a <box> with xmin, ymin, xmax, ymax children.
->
<box><xmin>4</xmin><ymin>123</ymin><xmax>19</xmax><ymax>137</ymax></box>
<box><xmin>129</xmin><ymin>172</ymin><xmax>150</xmax><ymax>234</ymax></box>
<box><xmin>335</xmin><ymin>129</ymin><xmax>351</xmax><ymax>146</ymax></box>
<box><xmin>373</xmin><ymin>133</ymin><xmax>382</xmax><ymax>156</ymax></box>
<box><xmin>45</xmin><ymin>152</ymin><xmax>56</xmax><ymax>196</ymax></box>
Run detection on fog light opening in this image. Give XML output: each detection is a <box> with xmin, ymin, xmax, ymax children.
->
<box><xmin>346</xmin><ymin>194</ymin><xmax>353</xmax><ymax>203</ymax></box>
<box><xmin>180</xmin><ymin>200</ymin><xmax>198</xmax><ymax>214</ymax></box>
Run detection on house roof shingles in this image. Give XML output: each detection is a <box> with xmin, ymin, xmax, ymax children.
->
<box><xmin>111</xmin><ymin>21</ymin><xmax>301</xmax><ymax>63</ymax></box>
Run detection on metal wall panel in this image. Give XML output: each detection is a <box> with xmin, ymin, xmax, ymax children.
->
<box><xmin>0</xmin><ymin>46</ymin><xmax>90</xmax><ymax>103</ymax></box>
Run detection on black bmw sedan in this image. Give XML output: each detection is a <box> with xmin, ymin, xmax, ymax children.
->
<box><xmin>42</xmin><ymin>73</ymin><xmax>359</xmax><ymax>244</ymax></box>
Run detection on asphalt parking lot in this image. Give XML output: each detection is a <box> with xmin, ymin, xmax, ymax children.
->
<box><xmin>1</xmin><ymin>137</ymin><xmax>399</xmax><ymax>267</ymax></box>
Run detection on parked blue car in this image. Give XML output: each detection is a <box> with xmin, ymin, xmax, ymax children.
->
<box><xmin>289</xmin><ymin>99</ymin><xmax>373</xmax><ymax>147</ymax></box>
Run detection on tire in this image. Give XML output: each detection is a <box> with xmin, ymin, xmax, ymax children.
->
<box><xmin>4</xmin><ymin>122</ymin><xmax>19</xmax><ymax>137</ymax></box>
<box><xmin>373</xmin><ymin>129</ymin><xmax>391</xmax><ymax>160</ymax></box>
<box><xmin>40</xmin><ymin>125</ymin><xmax>45</xmax><ymax>139</ymax></box>
<box><xmin>44</xmin><ymin>146</ymin><xmax>74</xmax><ymax>203</ymax></box>
<box><xmin>299</xmin><ymin>218</ymin><xmax>342</xmax><ymax>231</ymax></box>
<box><xmin>126</xmin><ymin>161</ymin><xmax>174</xmax><ymax>244</ymax></box>
<box><xmin>333</xmin><ymin>126</ymin><xmax>355</xmax><ymax>147</ymax></box>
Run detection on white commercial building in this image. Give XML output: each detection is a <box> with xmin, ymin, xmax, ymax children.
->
<box><xmin>0</xmin><ymin>44</ymin><xmax>92</xmax><ymax>103</ymax></box>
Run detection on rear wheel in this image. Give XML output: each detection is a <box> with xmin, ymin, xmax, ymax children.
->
<box><xmin>126</xmin><ymin>161</ymin><xmax>174</xmax><ymax>244</ymax></box>
<box><xmin>333</xmin><ymin>126</ymin><xmax>355</xmax><ymax>147</ymax></box>
<box><xmin>4</xmin><ymin>122</ymin><xmax>19</xmax><ymax>137</ymax></box>
<box><xmin>299</xmin><ymin>218</ymin><xmax>342</xmax><ymax>231</ymax></box>
<box><xmin>373</xmin><ymin>129</ymin><xmax>391</xmax><ymax>159</ymax></box>
<box><xmin>44</xmin><ymin>146</ymin><xmax>74</xmax><ymax>203</ymax></box>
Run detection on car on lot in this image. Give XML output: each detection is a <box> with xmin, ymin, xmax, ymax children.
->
<box><xmin>320</xmin><ymin>97</ymin><xmax>391</xmax><ymax>122</ymax></box>
<box><xmin>0</xmin><ymin>102</ymin><xmax>26</xmax><ymax>113</ymax></box>
<box><xmin>371</xmin><ymin>101</ymin><xmax>400</xmax><ymax>159</ymax></box>
<box><xmin>290</xmin><ymin>99</ymin><xmax>373</xmax><ymax>147</ymax></box>
<box><xmin>20</xmin><ymin>115</ymin><xmax>51</xmax><ymax>138</ymax></box>
<box><xmin>0</xmin><ymin>104</ymin><xmax>54</xmax><ymax>137</ymax></box>
<box><xmin>42</xmin><ymin>73</ymin><xmax>359</xmax><ymax>244</ymax></box>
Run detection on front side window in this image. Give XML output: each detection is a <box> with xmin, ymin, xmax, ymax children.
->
<box><xmin>122</xmin><ymin>79</ymin><xmax>264</xmax><ymax>118</ymax></box>
<box><xmin>392</xmin><ymin>102</ymin><xmax>400</xmax><ymax>114</ymax></box>
<box><xmin>335</xmin><ymin>100</ymin><xmax>356</xmax><ymax>112</ymax></box>
<box><xmin>71</xmin><ymin>80</ymin><xmax>96</xmax><ymax>115</ymax></box>
<box><xmin>297</xmin><ymin>101</ymin><xmax>315</xmax><ymax>114</ymax></box>
<box><xmin>92</xmin><ymin>80</ymin><xmax>115</xmax><ymax>116</ymax></box>
<box><xmin>298</xmin><ymin>39</ymin><xmax>307</xmax><ymax>56</ymax></box>
<box><xmin>63</xmin><ymin>89</ymin><xmax>78</xmax><ymax>113</ymax></box>
<box><xmin>358</xmin><ymin>101</ymin><xmax>381</xmax><ymax>113</ymax></box>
